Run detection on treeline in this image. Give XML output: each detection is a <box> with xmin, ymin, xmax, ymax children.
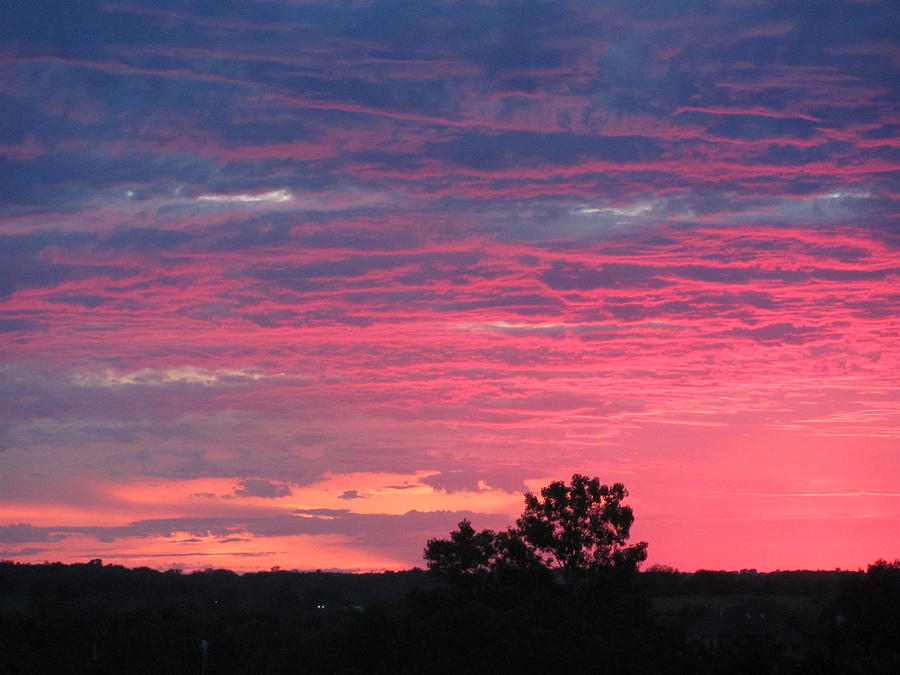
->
<box><xmin>0</xmin><ymin>560</ymin><xmax>434</xmax><ymax>674</ymax></box>
<box><xmin>0</xmin><ymin>558</ymin><xmax>898</xmax><ymax>674</ymax></box>
<box><xmin>640</xmin><ymin>566</ymin><xmax>851</xmax><ymax>597</ymax></box>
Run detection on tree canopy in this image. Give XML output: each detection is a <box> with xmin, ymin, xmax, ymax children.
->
<box><xmin>425</xmin><ymin>474</ymin><xmax>647</xmax><ymax>589</ymax></box>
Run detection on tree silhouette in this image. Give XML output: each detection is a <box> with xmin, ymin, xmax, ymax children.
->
<box><xmin>425</xmin><ymin>475</ymin><xmax>647</xmax><ymax>590</ymax></box>
<box><xmin>423</xmin><ymin>520</ymin><xmax>546</xmax><ymax>589</ymax></box>
<box><xmin>518</xmin><ymin>475</ymin><xmax>647</xmax><ymax>587</ymax></box>
<box><xmin>423</xmin><ymin>519</ymin><xmax>496</xmax><ymax>585</ymax></box>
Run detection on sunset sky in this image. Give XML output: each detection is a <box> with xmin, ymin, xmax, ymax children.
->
<box><xmin>1</xmin><ymin>0</ymin><xmax>898</xmax><ymax>573</ymax></box>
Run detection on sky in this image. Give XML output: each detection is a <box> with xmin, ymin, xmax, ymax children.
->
<box><xmin>1</xmin><ymin>0</ymin><xmax>898</xmax><ymax>573</ymax></box>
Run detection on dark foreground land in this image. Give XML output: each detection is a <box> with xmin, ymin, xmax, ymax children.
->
<box><xmin>1</xmin><ymin>560</ymin><xmax>898</xmax><ymax>674</ymax></box>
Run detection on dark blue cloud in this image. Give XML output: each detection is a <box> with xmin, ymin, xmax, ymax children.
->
<box><xmin>104</xmin><ymin>228</ymin><xmax>195</xmax><ymax>250</ymax></box>
<box><xmin>722</xmin><ymin>323</ymin><xmax>837</xmax><ymax>345</ymax></box>
<box><xmin>541</xmin><ymin>262</ymin><xmax>673</xmax><ymax>291</ymax></box>
<box><xmin>0</xmin><ymin>523</ymin><xmax>66</xmax><ymax>543</ymax></box>
<box><xmin>0</xmin><ymin>258</ymin><xmax>128</xmax><ymax>297</ymax></box>
<box><xmin>233</xmin><ymin>479</ymin><xmax>293</xmax><ymax>499</ymax></box>
<box><xmin>251</xmin><ymin>251</ymin><xmax>485</xmax><ymax>291</ymax></box>
<box><xmin>431</xmin><ymin>131</ymin><xmax>664</xmax><ymax>170</ymax></box>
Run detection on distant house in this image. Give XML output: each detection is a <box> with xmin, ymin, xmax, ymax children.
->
<box><xmin>685</xmin><ymin>600</ymin><xmax>815</xmax><ymax>657</ymax></box>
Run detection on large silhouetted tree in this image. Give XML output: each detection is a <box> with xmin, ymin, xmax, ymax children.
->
<box><xmin>425</xmin><ymin>475</ymin><xmax>647</xmax><ymax>590</ymax></box>
<box><xmin>518</xmin><ymin>475</ymin><xmax>647</xmax><ymax>587</ymax></box>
